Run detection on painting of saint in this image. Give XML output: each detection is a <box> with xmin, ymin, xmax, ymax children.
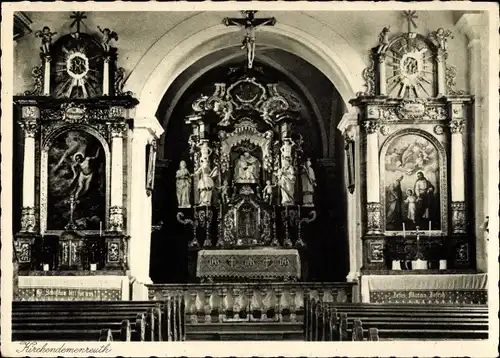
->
<box><xmin>384</xmin><ymin>134</ymin><xmax>440</xmax><ymax>231</ymax></box>
<box><xmin>47</xmin><ymin>130</ymin><xmax>105</xmax><ymax>230</ymax></box>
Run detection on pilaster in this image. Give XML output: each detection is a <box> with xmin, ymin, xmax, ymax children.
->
<box><xmin>128</xmin><ymin>116</ymin><xmax>164</xmax><ymax>284</ymax></box>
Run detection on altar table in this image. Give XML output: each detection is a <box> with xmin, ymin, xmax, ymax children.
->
<box><xmin>361</xmin><ymin>273</ymin><xmax>488</xmax><ymax>305</ymax></box>
<box><xmin>196</xmin><ymin>249</ymin><xmax>301</xmax><ymax>281</ymax></box>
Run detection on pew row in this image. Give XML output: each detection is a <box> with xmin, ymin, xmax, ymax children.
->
<box><xmin>12</xmin><ymin>297</ymin><xmax>185</xmax><ymax>342</ymax></box>
<box><xmin>305</xmin><ymin>298</ymin><xmax>488</xmax><ymax>341</ymax></box>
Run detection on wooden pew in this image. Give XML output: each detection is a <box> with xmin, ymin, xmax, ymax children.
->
<box><xmin>12</xmin><ymin>301</ymin><xmax>165</xmax><ymax>342</ymax></box>
<box><xmin>323</xmin><ymin>303</ymin><xmax>488</xmax><ymax>340</ymax></box>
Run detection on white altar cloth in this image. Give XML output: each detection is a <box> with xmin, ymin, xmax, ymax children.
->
<box><xmin>361</xmin><ymin>273</ymin><xmax>488</xmax><ymax>303</ymax></box>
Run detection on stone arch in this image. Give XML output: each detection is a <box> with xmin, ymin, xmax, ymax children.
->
<box><xmin>160</xmin><ymin>50</ymin><xmax>330</xmax><ymax>158</ymax></box>
<box><xmin>126</xmin><ymin>12</ymin><xmax>366</xmax><ymax>121</ymax></box>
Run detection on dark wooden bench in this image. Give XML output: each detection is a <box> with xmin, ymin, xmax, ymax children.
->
<box><xmin>12</xmin><ymin>297</ymin><xmax>185</xmax><ymax>342</ymax></box>
<box><xmin>305</xmin><ymin>298</ymin><xmax>488</xmax><ymax>341</ymax></box>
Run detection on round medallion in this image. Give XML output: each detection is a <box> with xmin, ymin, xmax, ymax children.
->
<box><xmin>66</xmin><ymin>52</ymin><xmax>89</xmax><ymax>80</ymax></box>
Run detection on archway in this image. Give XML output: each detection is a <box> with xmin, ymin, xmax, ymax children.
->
<box><xmin>125</xmin><ymin>12</ymin><xmax>366</xmax><ymax>283</ymax></box>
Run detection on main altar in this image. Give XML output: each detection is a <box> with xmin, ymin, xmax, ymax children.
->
<box><xmin>174</xmin><ymin>65</ymin><xmax>317</xmax><ymax>282</ymax></box>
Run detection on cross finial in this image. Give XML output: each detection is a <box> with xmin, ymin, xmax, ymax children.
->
<box><xmin>402</xmin><ymin>10</ymin><xmax>418</xmax><ymax>34</ymax></box>
<box><xmin>70</xmin><ymin>11</ymin><xmax>87</xmax><ymax>34</ymax></box>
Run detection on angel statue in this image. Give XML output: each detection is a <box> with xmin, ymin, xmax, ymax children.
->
<box><xmin>35</xmin><ymin>26</ymin><xmax>57</xmax><ymax>54</ymax></box>
<box><xmin>377</xmin><ymin>26</ymin><xmax>390</xmax><ymax>54</ymax></box>
<box><xmin>97</xmin><ymin>26</ymin><xmax>118</xmax><ymax>52</ymax></box>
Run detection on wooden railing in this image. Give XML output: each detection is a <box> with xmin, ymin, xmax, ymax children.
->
<box><xmin>148</xmin><ymin>282</ymin><xmax>355</xmax><ymax>324</ymax></box>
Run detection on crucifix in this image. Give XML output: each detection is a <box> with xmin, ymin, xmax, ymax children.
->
<box><xmin>223</xmin><ymin>10</ymin><xmax>276</xmax><ymax>69</ymax></box>
<box><xmin>65</xmin><ymin>194</ymin><xmax>79</xmax><ymax>230</ymax></box>
<box><xmin>70</xmin><ymin>11</ymin><xmax>87</xmax><ymax>34</ymax></box>
<box><xmin>402</xmin><ymin>10</ymin><xmax>418</xmax><ymax>33</ymax></box>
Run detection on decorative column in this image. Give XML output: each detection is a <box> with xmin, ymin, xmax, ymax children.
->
<box><xmin>103</xmin><ymin>56</ymin><xmax>110</xmax><ymax>96</ymax></box>
<box><xmin>436</xmin><ymin>50</ymin><xmax>446</xmax><ymax>97</ymax></box>
<box><xmin>128</xmin><ymin>117</ymin><xmax>164</xmax><ymax>289</ymax></box>
<box><xmin>43</xmin><ymin>55</ymin><xmax>51</xmax><ymax>96</ymax></box>
<box><xmin>449</xmin><ymin>103</ymin><xmax>466</xmax><ymax>234</ymax></box>
<box><xmin>109</xmin><ymin>121</ymin><xmax>127</xmax><ymax>232</ymax></box>
<box><xmin>363</xmin><ymin>117</ymin><xmax>382</xmax><ymax>235</ymax></box>
<box><xmin>456</xmin><ymin>13</ymin><xmax>488</xmax><ymax>272</ymax></box>
<box><xmin>19</xmin><ymin>106</ymin><xmax>40</xmax><ymax>232</ymax></box>
<box><xmin>338</xmin><ymin>110</ymin><xmax>362</xmax><ymax>285</ymax></box>
<box><xmin>378</xmin><ymin>53</ymin><xmax>387</xmax><ymax>96</ymax></box>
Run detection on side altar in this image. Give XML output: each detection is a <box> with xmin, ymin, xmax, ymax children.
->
<box><xmin>174</xmin><ymin>74</ymin><xmax>317</xmax><ymax>282</ymax></box>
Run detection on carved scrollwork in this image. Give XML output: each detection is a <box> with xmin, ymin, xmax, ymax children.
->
<box><xmin>451</xmin><ymin>201</ymin><xmax>466</xmax><ymax>234</ymax></box>
<box><xmin>19</xmin><ymin>120</ymin><xmax>39</xmax><ymax>138</ymax></box>
<box><xmin>356</xmin><ymin>54</ymin><xmax>376</xmax><ymax>97</ymax></box>
<box><xmin>114</xmin><ymin>67</ymin><xmax>133</xmax><ymax>96</ymax></box>
<box><xmin>24</xmin><ymin>65</ymin><xmax>44</xmax><ymax>96</ymax></box>
<box><xmin>109</xmin><ymin>122</ymin><xmax>128</xmax><ymax>138</ymax></box>
<box><xmin>379</xmin><ymin>107</ymin><xmax>399</xmax><ymax>122</ymax></box>
<box><xmin>445</xmin><ymin>65</ymin><xmax>465</xmax><ymax>96</ymax></box>
<box><xmin>362</xmin><ymin>120</ymin><xmax>380</xmax><ymax>134</ymax></box>
<box><xmin>20</xmin><ymin>207</ymin><xmax>37</xmax><ymax>232</ymax></box>
<box><xmin>449</xmin><ymin>119</ymin><xmax>465</xmax><ymax>134</ymax></box>
<box><xmin>109</xmin><ymin>206</ymin><xmax>124</xmax><ymax>232</ymax></box>
<box><xmin>366</xmin><ymin>202</ymin><xmax>382</xmax><ymax>234</ymax></box>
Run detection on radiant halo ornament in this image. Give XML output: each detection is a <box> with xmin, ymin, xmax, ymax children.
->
<box><xmin>66</xmin><ymin>52</ymin><xmax>89</xmax><ymax>80</ymax></box>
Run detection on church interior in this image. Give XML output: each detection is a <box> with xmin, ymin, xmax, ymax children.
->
<box><xmin>3</xmin><ymin>8</ymin><xmax>497</xmax><ymax>344</ymax></box>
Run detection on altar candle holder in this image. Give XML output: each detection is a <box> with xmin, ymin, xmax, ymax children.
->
<box><xmin>282</xmin><ymin>207</ymin><xmax>292</xmax><ymax>247</ymax></box>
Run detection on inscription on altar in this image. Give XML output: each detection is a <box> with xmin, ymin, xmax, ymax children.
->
<box><xmin>371</xmin><ymin>290</ymin><xmax>487</xmax><ymax>305</ymax></box>
<box><xmin>18</xmin><ymin>287</ymin><xmax>121</xmax><ymax>301</ymax></box>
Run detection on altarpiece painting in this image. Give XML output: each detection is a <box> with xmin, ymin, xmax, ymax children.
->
<box><xmin>47</xmin><ymin>130</ymin><xmax>105</xmax><ymax>231</ymax></box>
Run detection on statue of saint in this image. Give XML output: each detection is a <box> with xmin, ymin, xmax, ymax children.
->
<box><xmin>301</xmin><ymin>158</ymin><xmax>316</xmax><ymax>206</ymax></box>
<box><xmin>234</xmin><ymin>152</ymin><xmax>260</xmax><ymax>184</ymax></box>
<box><xmin>176</xmin><ymin>160</ymin><xmax>192</xmax><ymax>208</ymax></box>
<box><xmin>280</xmin><ymin>138</ymin><xmax>296</xmax><ymax>161</ymax></box>
<box><xmin>70</xmin><ymin>149</ymin><xmax>100</xmax><ymax>199</ymax></box>
<box><xmin>277</xmin><ymin>158</ymin><xmax>296</xmax><ymax>205</ymax></box>
<box><xmin>194</xmin><ymin>159</ymin><xmax>217</xmax><ymax>206</ymax></box>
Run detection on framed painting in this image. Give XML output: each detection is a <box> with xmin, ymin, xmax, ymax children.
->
<box><xmin>43</xmin><ymin>129</ymin><xmax>107</xmax><ymax>231</ymax></box>
<box><xmin>380</xmin><ymin>129</ymin><xmax>447</xmax><ymax>236</ymax></box>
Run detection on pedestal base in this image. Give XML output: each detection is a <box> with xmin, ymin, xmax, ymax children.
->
<box><xmin>196</xmin><ymin>249</ymin><xmax>301</xmax><ymax>282</ymax></box>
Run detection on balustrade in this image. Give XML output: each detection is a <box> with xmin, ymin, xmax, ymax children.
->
<box><xmin>149</xmin><ymin>282</ymin><xmax>354</xmax><ymax>325</ymax></box>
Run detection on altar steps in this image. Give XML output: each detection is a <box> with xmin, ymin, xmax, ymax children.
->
<box><xmin>185</xmin><ymin>322</ymin><xmax>304</xmax><ymax>341</ymax></box>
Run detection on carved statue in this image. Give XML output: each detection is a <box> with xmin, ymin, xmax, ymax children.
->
<box><xmin>194</xmin><ymin>158</ymin><xmax>217</xmax><ymax>206</ymax></box>
<box><xmin>280</xmin><ymin>138</ymin><xmax>296</xmax><ymax>161</ymax></box>
<box><xmin>199</xmin><ymin>140</ymin><xmax>213</xmax><ymax>162</ymax></box>
<box><xmin>70</xmin><ymin>149</ymin><xmax>100</xmax><ymax>199</ymax></box>
<box><xmin>218</xmin><ymin>179</ymin><xmax>230</xmax><ymax>205</ymax></box>
<box><xmin>262</xmin><ymin>180</ymin><xmax>276</xmax><ymax>205</ymax></box>
<box><xmin>234</xmin><ymin>152</ymin><xmax>260</xmax><ymax>184</ymax></box>
<box><xmin>277</xmin><ymin>158</ymin><xmax>296</xmax><ymax>205</ymax></box>
<box><xmin>97</xmin><ymin>26</ymin><xmax>118</xmax><ymax>52</ymax></box>
<box><xmin>216</xmin><ymin>101</ymin><xmax>234</xmax><ymax>127</ymax></box>
<box><xmin>176</xmin><ymin>160</ymin><xmax>192</xmax><ymax>208</ymax></box>
<box><xmin>301</xmin><ymin>158</ymin><xmax>316</xmax><ymax>207</ymax></box>
<box><xmin>377</xmin><ymin>26</ymin><xmax>391</xmax><ymax>54</ymax></box>
<box><xmin>35</xmin><ymin>26</ymin><xmax>57</xmax><ymax>54</ymax></box>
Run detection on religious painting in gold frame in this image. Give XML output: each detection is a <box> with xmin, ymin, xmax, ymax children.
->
<box><xmin>379</xmin><ymin>129</ymin><xmax>448</xmax><ymax>236</ymax></box>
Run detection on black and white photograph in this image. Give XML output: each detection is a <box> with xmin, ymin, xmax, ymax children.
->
<box><xmin>1</xmin><ymin>2</ymin><xmax>498</xmax><ymax>357</ymax></box>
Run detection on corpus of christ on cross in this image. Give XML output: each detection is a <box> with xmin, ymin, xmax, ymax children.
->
<box><xmin>223</xmin><ymin>10</ymin><xmax>276</xmax><ymax>69</ymax></box>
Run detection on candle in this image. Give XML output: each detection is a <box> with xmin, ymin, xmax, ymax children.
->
<box><xmin>402</xmin><ymin>223</ymin><xmax>406</xmax><ymax>237</ymax></box>
<box><xmin>429</xmin><ymin>221</ymin><xmax>432</xmax><ymax>235</ymax></box>
<box><xmin>99</xmin><ymin>222</ymin><xmax>102</xmax><ymax>237</ymax></box>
